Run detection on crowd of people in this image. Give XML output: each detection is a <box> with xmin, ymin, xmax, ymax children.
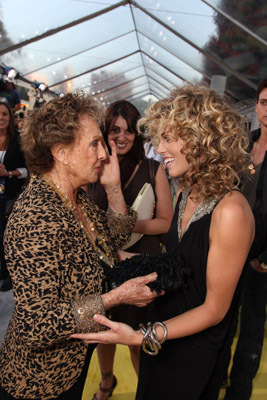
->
<box><xmin>0</xmin><ymin>79</ymin><xmax>266</xmax><ymax>400</ymax></box>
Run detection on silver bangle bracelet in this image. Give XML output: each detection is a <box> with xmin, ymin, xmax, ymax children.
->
<box><xmin>139</xmin><ymin>321</ymin><xmax>168</xmax><ymax>356</ymax></box>
<box><xmin>152</xmin><ymin>321</ymin><xmax>168</xmax><ymax>344</ymax></box>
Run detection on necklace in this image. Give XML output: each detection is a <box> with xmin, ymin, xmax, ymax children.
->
<box><xmin>43</xmin><ymin>175</ymin><xmax>116</xmax><ymax>268</ymax></box>
<box><xmin>177</xmin><ymin>188</ymin><xmax>219</xmax><ymax>242</ymax></box>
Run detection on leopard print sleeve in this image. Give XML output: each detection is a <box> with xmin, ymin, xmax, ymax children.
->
<box><xmin>82</xmin><ymin>190</ymin><xmax>137</xmax><ymax>250</ymax></box>
<box><xmin>5</xmin><ymin>221</ymin><xmax>80</xmax><ymax>348</ymax></box>
<box><xmin>3</xmin><ymin>177</ymin><xmax>110</xmax><ymax>349</ymax></box>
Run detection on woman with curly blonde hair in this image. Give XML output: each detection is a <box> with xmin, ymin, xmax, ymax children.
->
<box><xmin>71</xmin><ymin>85</ymin><xmax>255</xmax><ymax>400</ymax></box>
<box><xmin>145</xmin><ymin>85</ymin><xmax>249</xmax><ymax>201</ymax></box>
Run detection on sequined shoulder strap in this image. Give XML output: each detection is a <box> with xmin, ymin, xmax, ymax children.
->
<box><xmin>177</xmin><ymin>188</ymin><xmax>219</xmax><ymax>241</ymax></box>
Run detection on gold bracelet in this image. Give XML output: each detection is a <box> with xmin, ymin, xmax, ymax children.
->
<box><xmin>8</xmin><ymin>171</ymin><xmax>12</xmax><ymax>178</ymax></box>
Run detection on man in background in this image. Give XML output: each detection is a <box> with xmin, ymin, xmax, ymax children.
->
<box><xmin>225</xmin><ymin>78</ymin><xmax>267</xmax><ymax>399</ymax></box>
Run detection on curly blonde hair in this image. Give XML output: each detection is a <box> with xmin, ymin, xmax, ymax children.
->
<box><xmin>21</xmin><ymin>91</ymin><xmax>104</xmax><ymax>174</ymax></box>
<box><xmin>138</xmin><ymin>84</ymin><xmax>249</xmax><ymax>201</ymax></box>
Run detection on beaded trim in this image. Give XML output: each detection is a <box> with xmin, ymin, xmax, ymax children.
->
<box><xmin>106</xmin><ymin>206</ymin><xmax>137</xmax><ymax>237</ymax></box>
<box><xmin>177</xmin><ymin>188</ymin><xmax>219</xmax><ymax>242</ymax></box>
<box><xmin>72</xmin><ymin>294</ymin><xmax>107</xmax><ymax>333</ymax></box>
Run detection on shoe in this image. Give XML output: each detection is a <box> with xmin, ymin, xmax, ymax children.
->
<box><xmin>0</xmin><ymin>275</ymin><xmax>12</xmax><ymax>291</ymax></box>
<box><xmin>92</xmin><ymin>375</ymin><xmax>117</xmax><ymax>400</ymax></box>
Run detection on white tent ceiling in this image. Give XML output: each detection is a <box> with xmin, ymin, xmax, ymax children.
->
<box><xmin>1</xmin><ymin>0</ymin><xmax>266</xmax><ymax>108</ymax></box>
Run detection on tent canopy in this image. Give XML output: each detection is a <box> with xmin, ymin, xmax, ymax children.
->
<box><xmin>1</xmin><ymin>0</ymin><xmax>266</xmax><ymax>108</ymax></box>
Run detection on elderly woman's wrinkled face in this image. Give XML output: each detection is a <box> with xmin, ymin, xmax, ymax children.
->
<box><xmin>64</xmin><ymin>115</ymin><xmax>107</xmax><ymax>186</ymax></box>
<box><xmin>0</xmin><ymin>104</ymin><xmax>10</xmax><ymax>130</ymax></box>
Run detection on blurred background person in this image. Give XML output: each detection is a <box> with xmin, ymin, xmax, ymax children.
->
<box><xmin>0</xmin><ymin>78</ymin><xmax>21</xmax><ymax>113</ymax></box>
<box><xmin>224</xmin><ymin>79</ymin><xmax>267</xmax><ymax>400</ymax></box>
<box><xmin>88</xmin><ymin>100</ymin><xmax>173</xmax><ymax>399</ymax></box>
<box><xmin>17</xmin><ymin>111</ymin><xmax>25</xmax><ymax>134</ymax></box>
<box><xmin>144</xmin><ymin>137</ymin><xmax>163</xmax><ymax>163</ymax></box>
<box><xmin>13</xmin><ymin>114</ymin><xmax>19</xmax><ymax>130</ymax></box>
<box><xmin>0</xmin><ymin>99</ymin><xmax>27</xmax><ymax>292</ymax></box>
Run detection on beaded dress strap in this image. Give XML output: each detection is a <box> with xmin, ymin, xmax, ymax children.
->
<box><xmin>177</xmin><ymin>188</ymin><xmax>219</xmax><ymax>242</ymax></box>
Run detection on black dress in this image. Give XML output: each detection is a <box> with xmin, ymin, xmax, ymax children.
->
<box><xmin>136</xmin><ymin>191</ymin><xmax>246</xmax><ymax>400</ymax></box>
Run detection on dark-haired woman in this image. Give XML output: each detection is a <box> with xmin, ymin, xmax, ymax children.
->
<box><xmin>88</xmin><ymin>100</ymin><xmax>173</xmax><ymax>399</ymax></box>
<box><xmin>0</xmin><ymin>99</ymin><xmax>27</xmax><ymax>291</ymax></box>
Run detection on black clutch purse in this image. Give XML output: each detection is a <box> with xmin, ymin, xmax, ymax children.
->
<box><xmin>103</xmin><ymin>249</ymin><xmax>191</xmax><ymax>295</ymax></box>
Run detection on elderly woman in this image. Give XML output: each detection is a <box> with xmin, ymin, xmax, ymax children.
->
<box><xmin>71</xmin><ymin>85</ymin><xmax>255</xmax><ymax>400</ymax></box>
<box><xmin>0</xmin><ymin>92</ymin><xmax>157</xmax><ymax>400</ymax></box>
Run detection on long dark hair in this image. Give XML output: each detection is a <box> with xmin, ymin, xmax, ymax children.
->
<box><xmin>0</xmin><ymin>100</ymin><xmax>15</xmax><ymax>146</ymax></box>
<box><xmin>103</xmin><ymin>100</ymin><xmax>145</xmax><ymax>162</ymax></box>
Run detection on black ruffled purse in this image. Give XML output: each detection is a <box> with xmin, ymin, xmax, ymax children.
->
<box><xmin>103</xmin><ymin>249</ymin><xmax>191</xmax><ymax>295</ymax></box>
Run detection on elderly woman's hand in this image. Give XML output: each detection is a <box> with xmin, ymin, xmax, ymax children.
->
<box><xmin>70</xmin><ymin>314</ymin><xmax>142</xmax><ymax>346</ymax></box>
<box><xmin>99</xmin><ymin>140</ymin><xmax>121</xmax><ymax>189</ymax></box>
<box><xmin>98</xmin><ymin>140</ymin><xmax>128</xmax><ymax>214</ymax></box>
<box><xmin>102</xmin><ymin>272</ymin><xmax>158</xmax><ymax>310</ymax></box>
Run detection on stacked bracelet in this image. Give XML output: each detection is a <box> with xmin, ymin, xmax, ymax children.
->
<box><xmin>139</xmin><ymin>321</ymin><xmax>168</xmax><ymax>356</ymax></box>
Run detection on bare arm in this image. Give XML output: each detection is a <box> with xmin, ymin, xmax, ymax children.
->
<box><xmin>71</xmin><ymin>191</ymin><xmax>254</xmax><ymax>345</ymax></box>
<box><xmin>132</xmin><ymin>164</ymin><xmax>173</xmax><ymax>235</ymax></box>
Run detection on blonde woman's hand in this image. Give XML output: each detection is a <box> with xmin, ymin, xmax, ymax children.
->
<box><xmin>70</xmin><ymin>314</ymin><xmax>142</xmax><ymax>346</ymax></box>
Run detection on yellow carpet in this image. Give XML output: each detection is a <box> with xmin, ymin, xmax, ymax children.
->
<box><xmin>83</xmin><ymin>334</ymin><xmax>267</xmax><ymax>400</ymax></box>
<box><xmin>83</xmin><ymin>345</ymin><xmax>137</xmax><ymax>400</ymax></box>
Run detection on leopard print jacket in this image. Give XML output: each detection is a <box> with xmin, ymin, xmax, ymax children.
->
<box><xmin>0</xmin><ymin>174</ymin><xmax>136</xmax><ymax>399</ymax></box>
